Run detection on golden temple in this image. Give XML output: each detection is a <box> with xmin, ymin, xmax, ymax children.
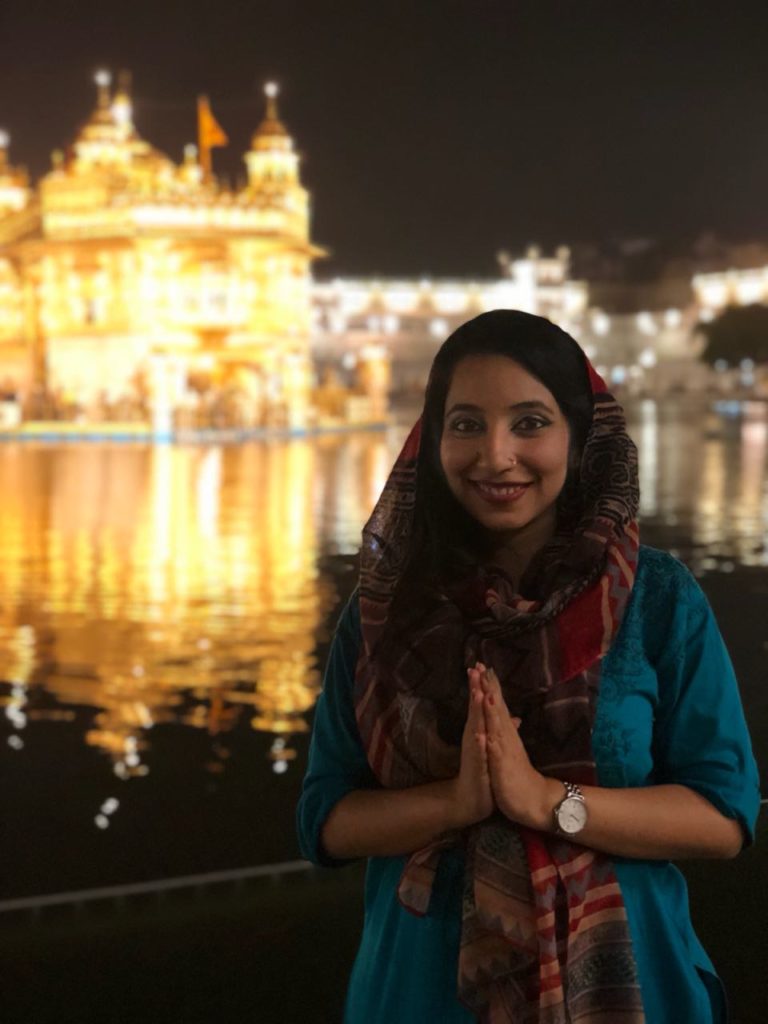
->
<box><xmin>0</xmin><ymin>72</ymin><xmax>327</xmax><ymax>434</ymax></box>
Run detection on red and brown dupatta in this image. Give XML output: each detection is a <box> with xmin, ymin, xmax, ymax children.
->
<box><xmin>353</xmin><ymin>359</ymin><xmax>645</xmax><ymax>1023</ymax></box>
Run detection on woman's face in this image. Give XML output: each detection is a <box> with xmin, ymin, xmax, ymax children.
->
<box><xmin>439</xmin><ymin>354</ymin><xmax>571</xmax><ymax>546</ymax></box>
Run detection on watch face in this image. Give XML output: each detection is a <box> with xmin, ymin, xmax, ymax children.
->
<box><xmin>557</xmin><ymin>796</ymin><xmax>587</xmax><ymax>834</ymax></box>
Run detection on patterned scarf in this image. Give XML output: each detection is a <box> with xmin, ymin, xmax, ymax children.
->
<box><xmin>354</xmin><ymin>346</ymin><xmax>645</xmax><ymax>1023</ymax></box>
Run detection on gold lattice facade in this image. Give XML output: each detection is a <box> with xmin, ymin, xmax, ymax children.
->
<box><xmin>0</xmin><ymin>74</ymin><xmax>325</xmax><ymax>433</ymax></box>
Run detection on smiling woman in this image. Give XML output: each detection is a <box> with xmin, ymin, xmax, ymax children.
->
<box><xmin>297</xmin><ymin>310</ymin><xmax>760</xmax><ymax>1024</ymax></box>
<box><xmin>439</xmin><ymin>356</ymin><xmax>571</xmax><ymax>583</ymax></box>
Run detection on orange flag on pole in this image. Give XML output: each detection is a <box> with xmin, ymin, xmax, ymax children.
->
<box><xmin>197</xmin><ymin>95</ymin><xmax>228</xmax><ymax>177</ymax></box>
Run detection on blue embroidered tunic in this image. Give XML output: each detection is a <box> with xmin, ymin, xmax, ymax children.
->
<box><xmin>296</xmin><ymin>547</ymin><xmax>760</xmax><ymax>1023</ymax></box>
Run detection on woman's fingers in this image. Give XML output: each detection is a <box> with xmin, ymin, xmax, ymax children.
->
<box><xmin>458</xmin><ymin>668</ymin><xmax>493</xmax><ymax>822</ymax></box>
<box><xmin>485</xmin><ymin>666</ymin><xmax>504</xmax><ymax>699</ymax></box>
<box><xmin>466</xmin><ymin>667</ymin><xmax>486</xmax><ymax>736</ymax></box>
<box><xmin>473</xmin><ymin>665</ymin><xmax>516</xmax><ymax>747</ymax></box>
<box><xmin>481</xmin><ymin>663</ymin><xmax>505</xmax><ymax>704</ymax></box>
<box><xmin>483</xmin><ymin>670</ymin><xmax>524</xmax><ymax>764</ymax></box>
<box><xmin>468</xmin><ymin>667</ymin><xmax>542</xmax><ymax>827</ymax></box>
<box><xmin>481</xmin><ymin>668</ymin><xmax>507</xmax><ymax>718</ymax></box>
<box><xmin>483</xmin><ymin>686</ymin><xmax>504</xmax><ymax>749</ymax></box>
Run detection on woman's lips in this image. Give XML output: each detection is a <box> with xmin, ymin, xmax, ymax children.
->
<box><xmin>470</xmin><ymin>480</ymin><xmax>532</xmax><ymax>504</ymax></box>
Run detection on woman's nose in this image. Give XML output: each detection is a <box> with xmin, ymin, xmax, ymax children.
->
<box><xmin>476</xmin><ymin>429</ymin><xmax>517</xmax><ymax>471</ymax></box>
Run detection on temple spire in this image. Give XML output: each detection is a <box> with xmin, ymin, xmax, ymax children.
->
<box><xmin>94</xmin><ymin>69</ymin><xmax>112</xmax><ymax>111</ymax></box>
<box><xmin>264</xmin><ymin>81</ymin><xmax>279</xmax><ymax>120</ymax></box>
<box><xmin>244</xmin><ymin>80</ymin><xmax>296</xmax><ymax>191</ymax></box>
<box><xmin>0</xmin><ymin>129</ymin><xmax>31</xmax><ymax>212</ymax></box>
<box><xmin>111</xmin><ymin>70</ymin><xmax>134</xmax><ymax>135</ymax></box>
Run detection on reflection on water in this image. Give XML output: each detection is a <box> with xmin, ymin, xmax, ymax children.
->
<box><xmin>0</xmin><ymin>400</ymin><xmax>766</xmax><ymax>889</ymax></box>
<box><xmin>0</xmin><ymin>432</ymin><xmax>402</xmax><ymax>781</ymax></box>
<box><xmin>630</xmin><ymin>399</ymin><xmax>768</xmax><ymax>568</ymax></box>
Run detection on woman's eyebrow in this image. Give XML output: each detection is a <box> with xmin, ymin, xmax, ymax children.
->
<box><xmin>445</xmin><ymin>400</ymin><xmax>555</xmax><ymax>417</ymax></box>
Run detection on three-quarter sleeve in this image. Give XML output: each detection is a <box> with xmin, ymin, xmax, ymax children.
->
<box><xmin>296</xmin><ymin>592</ymin><xmax>378</xmax><ymax>866</ymax></box>
<box><xmin>652</xmin><ymin>570</ymin><xmax>761</xmax><ymax>844</ymax></box>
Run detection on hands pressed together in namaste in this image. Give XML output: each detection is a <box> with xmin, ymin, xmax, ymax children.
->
<box><xmin>320</xmin><ymin>660</ymin><xmax>745</xmax><ymax>862</ymax></box>
<box><xmin>451</xmin><ymin>664</ymin><xmax>561</xmax><ymax>832</ymax></box>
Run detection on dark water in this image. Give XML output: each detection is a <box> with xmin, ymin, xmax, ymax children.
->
<box><xmin>0</xmin><ymin>398</ymin><xmax>766</xmax><ymax>899</ymax></box>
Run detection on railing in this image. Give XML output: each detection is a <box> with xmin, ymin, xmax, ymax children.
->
<box><xmin>0</xmin><ymin>858</ymin><xmax>316</xmax><ymax>917</ymax></box>
<box><xmin>4</xmin><ymin>798</ymin><xmax>766</xmax><ymax>917</ymax></box>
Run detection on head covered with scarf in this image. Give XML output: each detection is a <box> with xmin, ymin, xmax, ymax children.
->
<box><xmin>354</xmin><ymin>311</ymin><xmax>645</xmax><ymax>1022</ymax></box>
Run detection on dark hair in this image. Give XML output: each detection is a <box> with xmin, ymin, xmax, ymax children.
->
<box><xmin>402</xmin><ymin>310</ymin><xmax>593</xmax><ymax>590</ymax></box>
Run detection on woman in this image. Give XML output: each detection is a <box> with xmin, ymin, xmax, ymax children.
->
<box><xmin>297</xmin><ymin>310</ymin><xmax>759</xmax><ymax>1023</ymax></box>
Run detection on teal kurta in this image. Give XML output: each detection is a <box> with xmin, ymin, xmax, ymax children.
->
<box><xmin>296</xmin><ymin>547</ymin><xmax>760</xmax><ymax>1024</ymax></box>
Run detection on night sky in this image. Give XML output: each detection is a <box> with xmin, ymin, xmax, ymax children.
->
<box><xmin>1</xmin><ymin>2</ymin><xmax>767</xmax><ymax>277</ymax></box>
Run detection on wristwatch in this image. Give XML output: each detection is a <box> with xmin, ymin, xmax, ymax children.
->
<box><xmin>553</xmin><ymin>781</ymin><xmax>588</xmax><ymax>836</ymax></box>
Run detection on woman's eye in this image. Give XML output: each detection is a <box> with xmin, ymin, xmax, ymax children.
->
<box><xmin>448</xmin><ymin>418</ymin><xmax>481</xmax><ymax>434</ymax></box>
<box><xmin>514</xmin><ymin>416</ymin><xmax>550</xmax><ymax>432</ymax></box>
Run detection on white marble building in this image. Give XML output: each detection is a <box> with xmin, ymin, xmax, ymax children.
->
<box><xmin>311</xmin><ymin>247</ymin><xmax>707</xmax><ymax>397</ymax></box>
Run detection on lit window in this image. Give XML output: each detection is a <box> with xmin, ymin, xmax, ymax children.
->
<box><xmin>591</xmin><ymin>312</ymin><xmax>610</xmax><ymax>336</ymax></box>
<box><xmin>384</xmin><ymin>286</ymin><xmax>418</xmax><ymax>313</ymax></box>
<box><xmin>432</xmin><ymin>288</ymin><xmax>468</xmax><ymax>314</ymax></box>
<box><xmin>636</xmin><ymin>312</ymin><xmax>657</xmax><ymax>336</ymax></box>
<box><xmin>663</xmin><ymin>309</ymin><xmax>682</xmax><ymax>329</ymax></box>
<box><xmin>638</xmin><ymin>348</ymin><xmax>657</xmax><ymax>369</ymax></box>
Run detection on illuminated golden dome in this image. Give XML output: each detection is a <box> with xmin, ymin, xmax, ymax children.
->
<box><xmin>251</xmin><ymin>82</ymin><xmax>292</xmax><ymax>153</ymax></box>
<box><xmin>77</xmin><ymin>70</ymin><xmax>131</xmax><ymax>145</ymax></box>
<box><xmin>61</xmin><ymin>69</ymin><xmax>175</xmax><ymax>187</ymax></box>
<box><xmin>243</xmin><ymin>81</ymin><xmax>304</xmax><ymax>200</ymax></box>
